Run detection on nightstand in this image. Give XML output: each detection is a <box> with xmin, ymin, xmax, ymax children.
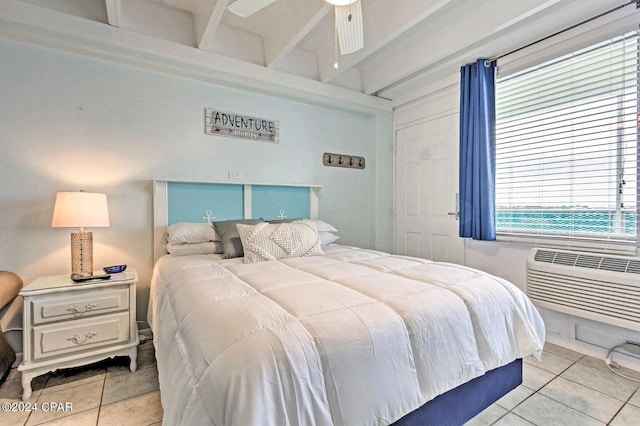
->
<box><xmin>17</xmin><ymin>271</ymin><xmax>138</xmax><ymax>400</ymax></box>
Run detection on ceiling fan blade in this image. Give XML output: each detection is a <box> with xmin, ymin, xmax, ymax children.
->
<box><xmin>227</xmin><ymin>0</ymin><xmax>278</xmax><ymax>18</ymax></box>
<box><xmin>335</xmin><ymin>0</ymin><xmax>363</xmax><ymax>55</ymax></box>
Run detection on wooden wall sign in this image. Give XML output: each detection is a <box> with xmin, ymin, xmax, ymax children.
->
<box><xmin>205</xmin><ymin>108</ymin><xmax>279</xmax><ymax>143</ymax></box>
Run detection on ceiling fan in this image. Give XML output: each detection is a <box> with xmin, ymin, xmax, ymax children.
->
<box><xmin>227</xmin><ymin>0</ymin><xmax>364</xmax><ymax>58</ymax></box>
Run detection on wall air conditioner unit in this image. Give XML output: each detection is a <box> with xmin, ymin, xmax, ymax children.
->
<box><xmin>526</xmin><ymin>248</ymin><xmax>640</xmax><ymax>332</ymax></box>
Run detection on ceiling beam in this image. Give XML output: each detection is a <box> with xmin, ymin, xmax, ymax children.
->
<box><xmin>265</xmin><ymin>3</ymin><xmax>332</xmax><ymax>69</ymax></box>
<box><xmin>359</xmin><ymin>0</ymin><xmax>578</xmax><ymax>95</ymax></box>
<box><xmin>105</xmin><ymin>0</ymin><xmax>121</xmax><ymax>26</ymax></box>
<box><xmin>198</xmin><ymin>0</ymin><xmax>230</xmax><ymax>51</ymax></box>
<box><xmin>318</xmin><ymin>0</ymin><xmax>455</xmax><ymax>84</ymax></box>
<box><xmin>0</xmin><ymin>0</ymin><xmax>391</xmax><ymax>112</ymax></box>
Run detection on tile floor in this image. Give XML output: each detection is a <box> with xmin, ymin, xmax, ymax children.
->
<box><xmin>466</xmin><ymin>342</ymin><xmax>640</xmax><ymax>426</ymax></box>
<box><xmin>0</xmin><ymin>341</ymin><xmax>639</xmax><ymax>425</ymax></box>
<box><xmin>0</xmin><ymin>340</ymin><xmax>161</xmax><ymax>426</ymax></box>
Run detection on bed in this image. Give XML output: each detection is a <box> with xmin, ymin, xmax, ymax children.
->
<box><xmin>149</xmin><ymin>180</ymin><xmax>545</xmax><ymax>426</ymax></box>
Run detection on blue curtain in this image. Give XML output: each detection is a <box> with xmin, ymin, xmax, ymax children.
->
<box><xmin>459</xmin><ymin>59</ymin><xmax>496</xmax><ymax>240</ymax></box>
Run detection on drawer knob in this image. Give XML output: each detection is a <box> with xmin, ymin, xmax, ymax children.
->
<box><xmin>66</xmin><ymin>303</ymin><xmax>98</xmax><ymax>314</ymax></box>
<box><xmin>66</xmin><ymin>332</ymin><xmax>98</xmax><ymax>345</ymax></box>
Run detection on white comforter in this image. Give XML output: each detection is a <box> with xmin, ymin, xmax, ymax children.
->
<box><xmin>149</xmin><ymin>245</ymin><xmax>544</xmax><ymax>426</ymax></box>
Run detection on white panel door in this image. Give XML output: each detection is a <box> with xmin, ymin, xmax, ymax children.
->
<box><xmin>394</xmin><ymin>114</ymin><xmax>465</xmax><ymax>264</ymax></box>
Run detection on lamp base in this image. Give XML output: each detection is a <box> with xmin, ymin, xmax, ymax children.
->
<box><xmin>71</xmin><ymin>231</ymin><xmax>93</xmax><ymax>276</ymax></box>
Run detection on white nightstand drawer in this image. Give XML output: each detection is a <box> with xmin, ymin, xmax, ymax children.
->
<box><xmin>32</xmin><ymin>287</ymin><xmax>129</xmax><ymax>325</ymax></box>
<box><xmin>19</xmin><ymin>271</ymin><xmax>138</xmax><ymax>401</ymax></box>
<box><xmin>33</xmin><ymin>312</ymin><xmax>130</xmax><ymax>359</ymax></box>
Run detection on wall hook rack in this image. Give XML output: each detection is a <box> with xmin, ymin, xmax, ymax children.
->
<box><xmin>323</xmin><ymin>152</ymin><xmax>365</xmax><ymax>170</ymax></box>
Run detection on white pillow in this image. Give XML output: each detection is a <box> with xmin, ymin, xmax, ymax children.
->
<box><xmin>167</xmin><ymin>222</ymin><xmax>219</xmax><ymax>244</ymax></box>
<box><xmin>294</xmin><ymin>219</ymin><xmax>338</xmax><ymax>232</ymax></box>
<box><xmin>236</xmin><ymin>222</ymin><xmax>323</xmax><ymax>263</ymax></box>
<box><xmin>319</xmin><ymin>232</ymin><xmax>339</xmax><ymax>246</ymax></box>
<box><xmin>166</xmin><ymin>241</ymin><xmax>223</xmax><ymax>256</ymax></box>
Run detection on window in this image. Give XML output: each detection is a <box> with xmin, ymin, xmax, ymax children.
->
<box><xmin>495</xmin><ymin>31</ymin><xmax>639</xmax><ymax>249</ymax></box>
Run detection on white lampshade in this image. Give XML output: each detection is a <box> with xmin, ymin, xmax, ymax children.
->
<box><xmin>52</xmin><ymin>191</ymin><xmax>109</xmax><ymax>276</ymax></box>
<box><xmin>51</xmin><ymin>191</ymin><xmax>110</xmax><ymax>228</ymax></box>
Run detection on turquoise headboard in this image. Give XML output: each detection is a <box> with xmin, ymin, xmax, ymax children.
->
<box><xmin>167</xmin><ymin>182</ymin><xmax>244</xmax><ymax>223</ymax></box>
<box><xmin>153</xmin><ymin>180</ymin><xmax>321</xmax><ymax>261</ymax></box>
<box><xmin>250</xmin><ymin>185</ymin><xmax>310</xmax><ymax>221</ymax></box>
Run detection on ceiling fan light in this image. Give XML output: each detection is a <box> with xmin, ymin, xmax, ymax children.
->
<box><xmin>326</xmin><ymin>0</ymin><xmax>358</xmax><ymax>5</ymax></box>
<box><xmin>335</xmin><ymin>1</ymin><xmax>363</xmax><ymax>54</ymax></box>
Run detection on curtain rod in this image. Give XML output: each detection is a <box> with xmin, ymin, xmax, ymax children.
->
<box><xmin>485</xmin><ymin>0</ymin><xmax>638</xmax><ymax>66</ymax></box>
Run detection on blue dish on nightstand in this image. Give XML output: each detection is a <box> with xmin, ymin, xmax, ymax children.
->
<box><xmin>103</xmin><ymin>265</ymin><xmax>127</xmax><ymax>274</ymax></box>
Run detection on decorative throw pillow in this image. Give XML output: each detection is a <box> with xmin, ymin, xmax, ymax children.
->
<box><xmin>236</xmin><ymin>222</ymin><xmax>323</xmax><ymax>263</ymax></box>
<box><xmin>213</xmin><ymin>219</ymin><xmax>264</xmax><ymax>259</ymax></box>
<box><xmin>167</xmin><ymin>222</ymin><xmax>219</xmax><ymax>244</ymax></box>
<box><xmin>166</xmin><ymin>242</ymin><xmax>223</xmax><ymax>256</ymax></box>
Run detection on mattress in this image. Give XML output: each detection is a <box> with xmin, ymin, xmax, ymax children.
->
<box><xmin>149</xmin><ymin>245</ymin><xmax>545</xmax><ymax>425</ymax></box>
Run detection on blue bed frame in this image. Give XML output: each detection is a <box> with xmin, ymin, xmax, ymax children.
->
<box><xmin>394</xmin><ymin>359</ymin><xmax>522</xmax><ymax>425</ymax></box>
<box><xmin>153</xmin><ymin>179</ymin><xmax>524</xmax><ymax>425</ymax></box>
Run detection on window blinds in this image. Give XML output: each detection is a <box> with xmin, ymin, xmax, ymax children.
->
<box><xmin>495</xmin><ymin>31</ymin><xmax>638</xmax><ymax>247</ymax></box>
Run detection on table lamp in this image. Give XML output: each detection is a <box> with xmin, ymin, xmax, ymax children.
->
<box><xmin>51</xmin><ymin>191</ymin><xmax>110</xmax><ymax>277</ymax></box>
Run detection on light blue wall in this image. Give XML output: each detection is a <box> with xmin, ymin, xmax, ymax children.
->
<box><xmin>0</xmin><ymin>39</ymin><xmax>393</xmax><ymax>319</ymax></box>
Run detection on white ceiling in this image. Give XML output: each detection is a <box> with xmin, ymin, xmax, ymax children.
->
<box><xmin>2</xmin><ymin>0</ymin><xmax>634</xmax><ymax>109</ymax></box>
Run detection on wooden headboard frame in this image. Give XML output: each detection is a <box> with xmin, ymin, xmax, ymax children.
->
<box><xmin>153</xmin><ymin>179</ymin><xmax>322</xmax><ymax>262</ymax></box>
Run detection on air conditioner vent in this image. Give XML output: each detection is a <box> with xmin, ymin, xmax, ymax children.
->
<box><xmin>600</xmin><ymin>257</ymin><xmax>630</xmax><ymax>273</ymax></box>
<box><xmin>527</xmin><ymin>248</ymin><xmax>640</xmax><ymax>331</ymax></box>
<box><xmin>575</xmin><ymin>255</ymin><xmax>602</xmax><ymax>269</ymax></box>
<box><xmin>555</xmin><ymin>252</ymin><xmax>578</xmax><ymax>266</ymax></box>
<box><xmin>627</xmin><ymin>260</ymin><xmax>640</xmax><ymax>274</ymax></box>
<box><xmin>534</xmin><ymin>250</ymin><xmax>557</xmax><ymax>263</ymax></box>
<box><xmin>531</xmin><ymin>248</ymin><xmax>639</xmax><ymax>273</ymax></box>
